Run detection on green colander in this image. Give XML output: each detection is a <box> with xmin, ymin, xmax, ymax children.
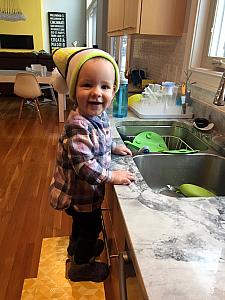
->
<box><xmin>124</xmin><ymin>131</ymin><xmax>169</xmax><ymax>152</ymax></box>
<box><xmin>124</xmin><ymin>131</ymin><xmax>199</xmax><ymax>154</ymax></box>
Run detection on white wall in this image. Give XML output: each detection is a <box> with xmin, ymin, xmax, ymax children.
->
<box><xmin>42</xmin><ymin>0</ymin><xmax>86</xmax><ymax>52</ymax></box>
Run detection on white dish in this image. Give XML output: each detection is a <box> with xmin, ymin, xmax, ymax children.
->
<box><xmin>193</xmin><ymin>122</ymin><xmax>214</xmax><ymax>131</ymax></box>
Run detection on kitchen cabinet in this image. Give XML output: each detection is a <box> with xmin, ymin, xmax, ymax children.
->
<box><xmin>107</xmin><ymin>0</ymin><xmax>187</xmax><ymax>36</ymax></box>
<box><xmin>107</xmin><ymin>0</ymin><xmax>124</xmax><ymax>35</ymax></box>
<box><xmin>102</xmin><ymin>184</ymin><xmax>145</xmax><ymax>300</ymax></box>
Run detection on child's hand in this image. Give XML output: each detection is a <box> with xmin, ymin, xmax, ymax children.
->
<box><xmin>112</xmin><ymin>145</ymin><xmax>132</xmax><ymax>156</ymax></box>
<box><xmin>110</xmin><ymin>170</ymin><xmax>135</xmax><ymax>185</ymax></box>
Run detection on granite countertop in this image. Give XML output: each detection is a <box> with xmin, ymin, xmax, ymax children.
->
<box><xmin>109</xmin><ymin>112</ymin><xmax>225</xmax><ymax>300</ymax></box>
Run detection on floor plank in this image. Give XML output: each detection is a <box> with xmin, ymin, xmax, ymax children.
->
<box><xmin>0</xmin><ymin>96</ymin><xmax>72</xmax><ymax>300</ymax></box>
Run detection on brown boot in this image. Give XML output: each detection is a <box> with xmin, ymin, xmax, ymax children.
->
<box><xmin>68</xmin><ymin>260</ymin><xmax>109</xmax><ymax>282</ymax></box>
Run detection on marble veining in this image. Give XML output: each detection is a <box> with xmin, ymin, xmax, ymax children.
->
<box><xmin>110</xmin><ymin>113</ymin><xmax>225</xmax><ymax>299</ymax></box>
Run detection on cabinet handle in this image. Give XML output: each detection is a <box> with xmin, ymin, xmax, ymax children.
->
<box><xmin>101</xmin><ymin>214</ymin><xmax>111</xmax><ymax>266</ymax></box>
<box><xmin>101</xmin><ymin>214</ymin><xmax>124</xmax><ymax>264</ymax></box>
<box><xmin>119</xmin><ymin>252</ymin><xmax>130</xmax><ymax>300</ymax></box>
<box><xmin>101</xmin><ymin>213</ymin><xmax>130</xmax><ymax>300</ymax></box>
<box><xmin>101</xmin><ymin>207</ymin><xmax>110</xmax><ymax>211</ymax></box>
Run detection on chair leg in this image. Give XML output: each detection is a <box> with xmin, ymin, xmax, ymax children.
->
<box><xmin>18</xmin><ymin>99</ymin><xmax>25</xmax><ymax>120</ymax></box>
<box><xmin>50</xmin><ymin>86</ymin><xmax>57</xmax><ymax>105</ymax></box>
<box><xmin>34</xmin><ymin>98</ymin><xmax>43</xmax><ymax>124</ymax></box>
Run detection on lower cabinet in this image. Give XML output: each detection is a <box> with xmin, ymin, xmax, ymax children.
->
<box><xmin>102</xmin><ymin>184</ymin><xmax>145</xmax><ymax>300</ymax></box>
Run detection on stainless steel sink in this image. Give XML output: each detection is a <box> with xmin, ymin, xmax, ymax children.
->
<box><xmin>133</xmin><ymin>153</ymin><xmax>225</xmax><ymax>196</ymax></box>
<box><xmin>116</xmin><ymin>120</ymin><xmax>225</xmax><ymax>197</ymax></box>
<box><xmin>116</xmin><ymin>120</ymin><xmax>209</xmax><ymax>152</ymax></box>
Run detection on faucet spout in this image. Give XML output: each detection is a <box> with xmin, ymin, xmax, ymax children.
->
<box><xmin>213</xmin><ymin>70</ymin><xmax>225</xmax><ymax>106</ymax></box>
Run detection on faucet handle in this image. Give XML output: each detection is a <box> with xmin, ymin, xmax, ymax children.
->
<box><xmin>213</xmin><ymin>71</ymin><xmax>225</xmax><ymax>106</ymax></box>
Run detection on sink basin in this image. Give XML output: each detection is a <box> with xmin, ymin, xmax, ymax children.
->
<box><xmin>133</xmin><ymin>153</ymin><xmax>225</xmax><ymax>196</ymax></box>
<box><xmin>116</xmin><ymin>120</ymin><xmax>208</xmax><ymax>152</ymax></box>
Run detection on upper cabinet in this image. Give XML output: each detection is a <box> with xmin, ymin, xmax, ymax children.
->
<box><xmin>107</xmin><ymin>0</ymin><xmax>125</xmax><ymax>34</ymax></box>
<box><xmin>107</xmin><ymin>0</ymin><xmax>187</xmax><ymax>36</ymax></box>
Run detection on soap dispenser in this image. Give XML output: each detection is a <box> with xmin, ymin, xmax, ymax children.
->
<box><xmin>113</xmin><ymin>72</ymin><xmax>128</xmax><ymax>118</ymax></box>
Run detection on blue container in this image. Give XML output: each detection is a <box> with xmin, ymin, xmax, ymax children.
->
<box><xmin>113</xmin><ymin>72</ymin><xmax>128</xmax><ymax>118</ymax></box>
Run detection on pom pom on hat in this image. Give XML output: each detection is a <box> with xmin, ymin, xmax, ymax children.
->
<box><xmin>50</xmin><ymin>68</ymin><xmax>68</xmax><ymax>94</ymax></box>
<box><xmin>52</xmin><ymin>47</ymin><xmax>120</xmax><ymax>100</ymax></box>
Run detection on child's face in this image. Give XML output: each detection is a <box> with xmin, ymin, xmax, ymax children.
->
<box><xmin>75</xmin><ymin>58</ymin><xmax>116</xmax><ymax>117</ymax></box>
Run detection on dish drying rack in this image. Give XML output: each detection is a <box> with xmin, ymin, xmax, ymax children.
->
<box><xmin>163</xmin><ymin>135</ymin><xmax>194</xmax><ymax>151</ymax></box>
<box><xmin>129</xmin><ymin>102</ymin><xmax>193</xmax><ymax>119</ymax></box>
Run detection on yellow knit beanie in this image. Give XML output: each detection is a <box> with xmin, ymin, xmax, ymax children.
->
<box><xmin>52</xmin><ymin>47</ymin><xmax>120</xmax><ymax>100</ymax></box>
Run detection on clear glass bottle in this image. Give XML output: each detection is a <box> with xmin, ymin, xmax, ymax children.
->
<box><xmin>113</xmin><ymin>72</ymin><xmax>128</xmax><ymax>118</ymax></box>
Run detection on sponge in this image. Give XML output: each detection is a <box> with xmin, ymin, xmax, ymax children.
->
<box><xmin>128</xmin><ymin>94</ymin><xmax>142</xmax><ymax>106</ymax></box>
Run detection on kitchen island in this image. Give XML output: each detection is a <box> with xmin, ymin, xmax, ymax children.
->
<box><xmin>108</xmin><ymin>112</ymin><xmax>225</xmax><ymax>299</ymax></box>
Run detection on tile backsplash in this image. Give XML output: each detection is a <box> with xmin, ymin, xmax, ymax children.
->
<box><xmin>129</xmin><ymin>34</ymin><xmax>225</xmax><ymax>135</ymax></box>
<box><xmin>130</xmin><ymin>34</ymin><xmax>187</xmax><ymax>83</ymax></box>
<box><xmin>191</xmin><ymin>85</ymin><xmax>225</xmax><ymax>135</ymax></box>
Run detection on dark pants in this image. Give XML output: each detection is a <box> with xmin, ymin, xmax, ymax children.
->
<box><xmin>65</xmin><ymin>207</ymin><xmax>102</xmax><ymax>264</ymax></box>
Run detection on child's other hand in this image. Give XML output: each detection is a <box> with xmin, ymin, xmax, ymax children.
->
<box><xmin>113</xmin><ymin>145</ymin><xmax>132</xmax><ymax>156</ymax></box>
<box><xmin>110</xmin><ymin>170</ymin><xmax>135</xmax><ymax>185</ymax></box>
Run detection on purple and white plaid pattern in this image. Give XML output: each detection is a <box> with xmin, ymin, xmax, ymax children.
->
<box><xmin>49</xmin><ymin>110</ymin><xmax>113</xmax><ymax>212</ymax></box>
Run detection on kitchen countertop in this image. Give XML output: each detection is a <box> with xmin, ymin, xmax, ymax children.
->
<box><xmin>109</xmin><ymin>111</ymin><xmax>225</xmax><ymax>300</ymax></box>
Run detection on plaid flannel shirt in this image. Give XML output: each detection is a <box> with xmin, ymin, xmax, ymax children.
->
<box><xmin>49</xmin><ymin>109</ymin><xmax>114</xmax><ymax>212</ymax></box>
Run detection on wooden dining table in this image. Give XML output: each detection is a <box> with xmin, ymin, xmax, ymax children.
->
<box><xmin>0</xmin><ymin>70</ymin><xmax>66</xmax><ymax>122</ymax></box>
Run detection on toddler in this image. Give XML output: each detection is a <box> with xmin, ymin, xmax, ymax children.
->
<box><xmin>49</xmin><ymin>47</ymin><xmax>135</xmax><ymax>282</ymax></box>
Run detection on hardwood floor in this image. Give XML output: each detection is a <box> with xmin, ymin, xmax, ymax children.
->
<box><xmin>0</xmin><ymin>96</ymin><xmax>72</xmax><ymax>300</ymax></box>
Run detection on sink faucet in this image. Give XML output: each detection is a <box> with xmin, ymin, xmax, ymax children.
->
<box><xmin>213</xmin><ymin>70</ymin><xmax>225</xmax><ymax>106</ymax></box>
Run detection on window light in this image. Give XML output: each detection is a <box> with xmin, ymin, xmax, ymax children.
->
<box><xmin>209</xmin><ymin>0</ymin><xmax>225</xmax><ymax>58</ymax></box>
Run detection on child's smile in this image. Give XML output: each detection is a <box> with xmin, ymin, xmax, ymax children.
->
<box><xmin>87</xmin><ymin>100</ymin><xmax>104</xmax><ymax>114</ymax></box>
<box><xmin>88</xmin><ymin>100</ymin><xmax>104</xmax><ymax>105</ymax></box>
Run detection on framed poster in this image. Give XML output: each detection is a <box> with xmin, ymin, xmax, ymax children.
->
<box><xmin>48</xmin><ymin>12</ymin><xmax>67</xmax><ymax>52</ymax></box>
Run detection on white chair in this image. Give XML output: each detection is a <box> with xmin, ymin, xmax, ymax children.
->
<box><xmin>30</xmin><ymin>64</ymin><xmax>57</xmax><ymax>105</ymax></box>
<box><xmin>14</xmin><ymin>73</ymin><xmax>43</xmax><ymax>123</ymax></box>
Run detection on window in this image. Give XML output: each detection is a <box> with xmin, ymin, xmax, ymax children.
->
<box><xmin>120</xmin><ymin>36</ymin><xmax>127</xmax><ymax>73</ymax></box>
<box><xmin>209</xmin><ymin>0</ymin><xmax>225</xmax><ymax>58</ymax></box>
<box><xmin>86</xmin><ymin>0</ymin><xmax>97</xmax><ymax>47</ymax></box>
<box><xmin>110</xmin><ymin>36</ymin><xmax>118</xmax><ymax>60</ymax></box>
<box><xmin>186</xmin><ymin>0</ymin><xmax>225</xmax><ymax>92</ymax></box>
<box><xmin>109</xmin><ymin>36</ymin><xmax>128</xmax><ymax>73</ymax></box>
<box><xmin>200</xmin><ymin>0</ymin><xmax>225</xmax><ymax>70</ymax></box>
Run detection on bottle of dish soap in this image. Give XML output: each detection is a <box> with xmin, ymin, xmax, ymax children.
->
<box><xmin>113</xmin><ymin>72</ymin><xmax>128</xmax><ymax>118</ymax></box>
